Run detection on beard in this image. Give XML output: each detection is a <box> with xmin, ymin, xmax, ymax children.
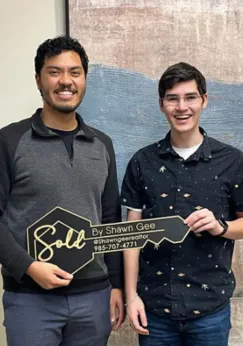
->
<box><xmin>44</xmin><ymin>100</ymin><xmax>77</xmax><ymax>114</ymax></box>
<box><xmin>39</xmin><ymin>88</ymin><xmax>85</xmax><ymax>114</ymax></box>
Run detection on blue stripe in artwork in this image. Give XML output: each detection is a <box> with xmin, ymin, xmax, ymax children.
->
<box><xmin>77</xmin><ymin>65</ymin><xmax>243</xmax><ymax>185</ymax></box>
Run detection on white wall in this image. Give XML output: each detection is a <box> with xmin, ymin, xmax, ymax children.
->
<box><xmin>0</xmin><ymin>1</ymin><xmax>65</xmax><ymax>344</ymax></box>
<box><xmin>1</xmin><ymin>0</ymin><xmax>65</xmax><ymax>126</ymax></box>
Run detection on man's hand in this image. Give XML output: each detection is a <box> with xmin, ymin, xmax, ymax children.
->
<box><xmin>26</xmin><ymin>261</ymin><xmax>73</xmax><ymax>289</ymax></box>
<box><xmin>127</xmin><ymin>295</ymin><xmax>149</xmax><ymax>335</ymax></box>
<box><xmin>110</xmin><ymin>288</ymin><xmax>125</xmax><ymax>331</ymax></box>
<box><xmin>184</xmin><ymin>208</ymin><xmax>224</xmax><ymax>236</ymax></box>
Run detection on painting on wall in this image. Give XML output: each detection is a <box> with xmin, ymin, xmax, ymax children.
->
<box><xmin>66</xmin><ymin>1</ymin><xmax>243</xmax><ymax>344</ymax></box>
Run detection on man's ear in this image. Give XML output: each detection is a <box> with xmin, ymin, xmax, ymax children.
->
<box><xmin>35</xmin><ymin>74</ymin><xmax>41</xmax><ymax>90</ymax></box>
<box><xmin>159</xmin><ymin>98</ymin><xmax>164</xmax><ymax>113</ymax></box>
<box><xmin>202</xmin><ymin>93</ymin><xmax>208</xmax><ymax>109</ymax></box>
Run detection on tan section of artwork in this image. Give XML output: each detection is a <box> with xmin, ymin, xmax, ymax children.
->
<box><xmin>69</xmin><ymin>0</ymin><xmax>243</xmax><ymax>82</ymax></box>
<box><xmin>232</xmin><ymin>240</ymin><xmax>243</xmax><ymax>296</ymax></box>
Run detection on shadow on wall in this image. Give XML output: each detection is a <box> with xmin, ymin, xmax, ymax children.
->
<box><xmin>77</xmin><ymin>65</ymin><xmax>243</xmax><ymax>188</ymax></box>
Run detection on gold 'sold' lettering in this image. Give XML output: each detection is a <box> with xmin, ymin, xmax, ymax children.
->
<box><xmin>34</xmin><ymin>225</ymin><xmax>86</xmax><ymax>262</ymax></box>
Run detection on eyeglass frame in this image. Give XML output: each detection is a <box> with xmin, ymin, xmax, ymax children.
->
<box><xmin>161</xmin><ymin>93</ymin><xmax>206</xmax><ymax>106</ymax></box>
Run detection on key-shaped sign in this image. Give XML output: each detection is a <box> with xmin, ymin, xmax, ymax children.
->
<box><xmin>27</xmin><ymin>207</ymin><xmax>190</xmax><ymax>275</ymax></box>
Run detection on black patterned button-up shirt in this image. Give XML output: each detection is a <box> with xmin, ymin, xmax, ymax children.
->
<box><xmin>121</xmin><ymin>129</ymin><xmax>243</xmax><ymax>320</ymax></box>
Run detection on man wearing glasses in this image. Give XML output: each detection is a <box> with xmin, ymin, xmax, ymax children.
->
<box><xmin>121</xmin><ymin>62</ymin><xmax>243</xmax><ymax>346</ymax></box>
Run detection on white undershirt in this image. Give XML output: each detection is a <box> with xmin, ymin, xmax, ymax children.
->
<box><xmin>126</xmin><ymin>141</ymin><xmax>203</xmax><ymax>212</ymax></box>
<box><xmin>172</xmin><ymin>142</ymin><xmax>202</xmax><ymax>160</ymax></box>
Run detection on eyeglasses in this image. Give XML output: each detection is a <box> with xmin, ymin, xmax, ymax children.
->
<box><xmin>162</xmin><ymin>94</ymin><xmax>204</xmax><ymax>105</ymax></box>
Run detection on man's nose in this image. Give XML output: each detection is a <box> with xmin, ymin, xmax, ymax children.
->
<box><xmin>176</xmin><ymin>98</ymin><xmax>188</xmax><ymax>111</ymax></box>
<box><xmin>59</xmin><ymin>72</ymin><xmax>72</xmax><ymax>85</ymax></box>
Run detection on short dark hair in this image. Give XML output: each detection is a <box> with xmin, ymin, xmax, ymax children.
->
<box><xmin>35</xmin><ymin>36</ymin><xmax>89</xmax><ymax>76</ymax></box>
<box><xmin>158</xmin><ymin>62</ymin><xmax>207</xmax><ymax>98</ymax></box>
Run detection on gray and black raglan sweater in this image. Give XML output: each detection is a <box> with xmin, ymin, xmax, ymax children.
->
<box><xmin>0</xmin><ymin>109</ymin><xmax>123</xmax><ymax>294</ymax></box>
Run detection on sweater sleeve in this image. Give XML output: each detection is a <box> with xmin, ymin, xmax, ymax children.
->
<box><xmin>0</xmin><ymin>133</ymin><xmax>34</xmax><ymax>282</ymax></box>
<box><xmin>101</xmin><ymin>137</ymin><xmax>124</xmax><ymax>289</ymax></box>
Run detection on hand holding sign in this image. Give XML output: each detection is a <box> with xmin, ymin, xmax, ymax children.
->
<box><xmin>27</xmin><ymin>207</ymin><xmax>190</xmax><ymax>275</ymax></box>
<box><xmin>26</xmin><ymin>261</ymin><xmax>73</xmax><ymax>290</ymax></box>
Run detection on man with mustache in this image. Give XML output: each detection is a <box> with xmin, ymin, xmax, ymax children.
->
<box><xmin>121</xmin><ymin>62</ymin><xmax>243</xmax><ymax>346</ymax></box>
<box><xmin>0</xmin><ymin>36</ymin><xmax>124</xmax><ymax>345</ymax></box>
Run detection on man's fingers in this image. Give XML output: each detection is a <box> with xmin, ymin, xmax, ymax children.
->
<box><xmin>139</xmin><ymin>309</ymin><xmax>148</xmax><ymax>327</ymax></box>
<box><xmin>27</xmin><ymin>262</ymin><xmax>73</xmax><ymax>290</ymax></box>
<box><xmin>126</xmin><ymin>296</ymin><xmax>148</xmax><ymax>334</ymax></box>
<box><xmin>110</xmin><ymin>303</ymin><xmax>116</xmax><ymax>327</ymax></box>
<box><xmin>113</xmin><ymin>303</ymin><xmax>125</xmax><ymax>330</ymax></box>
<box><xmin>52</xmin><ymin>277</ymin><xmax>72</xmax><ymax>287</ymax></box>
<box><xmin>53</xmin><ymin>266</ymin><xmax>73</xmax><ymax>280</ymax></box>
<box><xmin>184</xmin><ymin>210</ymin><xmax>201</xmax><ymax>224</ymax></box>
<box><xmin>112</xmin><ymin>314</ymin><xmax>122</xmax><ymax>331</ymax></box>
<box><xmin>116</xmin><ymin>314</ymin><xmax>123</xmax><ymax>329</ymax></box>
<box><xmin>185</xmin><ymin>208</ymin><xmax>210</xmax><ymax>226</ymax></box>
<box><xmin>190</xmin><ymin>216</ymin><xmax>212</xmax><ymax>231</ymax></box>
<box><xmin>129</xmin><ymin>313</ymin><xmax>149</xmax><ymax>335</ymax></box>
<box><xmin>193</xmin><ymin>223</ymin><xmax>215</xmax><ymax>233</ymax></box>
<box><xmin>111</xmin><ymin>311</ymin><xmax>121</xmax><ymax>330</ymax></box>
<box><xmin>131</xmin><ymin>319</ymin><xmax>149</xmax><ymax>335</ymax></box>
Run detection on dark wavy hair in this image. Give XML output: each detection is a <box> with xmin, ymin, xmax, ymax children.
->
<box><xmin>35</xmin><ymin>36</ymin><xmax>89</xmax><ymax>76</ymax></box>
<box><xmin>158</xmin><ymin>62</ymin><xmax>207</xmax><ymax>99</ymax></box>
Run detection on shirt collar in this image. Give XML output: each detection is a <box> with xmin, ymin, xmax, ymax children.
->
<box><xmin>31</xmin><ymin>108</ymin><xmax>95</xmax><ymax>139</ymax></box>
<box><xmin>158</xmin><ymin>127</ymin><xmax>212</xmax><ymax>161</ymax></box>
